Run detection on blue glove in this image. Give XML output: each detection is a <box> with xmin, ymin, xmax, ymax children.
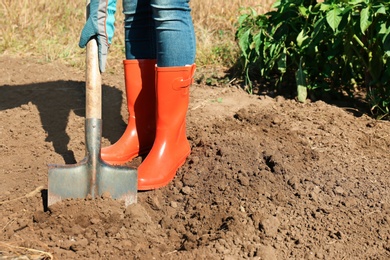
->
<box><xmin>79</xmin><ymin>0</ymin><xmax>117</xmax><ymax>72</ymax></box>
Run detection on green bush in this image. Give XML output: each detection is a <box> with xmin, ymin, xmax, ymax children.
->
<box><xmin>236</xmin><ymin>0</ymin><xmax>390</xmax><ymax>119</ymax></box>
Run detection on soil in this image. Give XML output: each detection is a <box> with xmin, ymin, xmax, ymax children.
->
<box><xmin>1</xmin><ymin>55</ymin><xmax>390</xmax><ymax>260</ymax></box>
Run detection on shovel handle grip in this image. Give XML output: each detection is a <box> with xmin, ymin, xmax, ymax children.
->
<box><xmin>85</xmin><ymin>37</ymin><xmax>102</xmax><ymax>119</ymax></box>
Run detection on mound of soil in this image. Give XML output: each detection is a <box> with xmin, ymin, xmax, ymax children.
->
<box><xmin>1</xmin><ymin>56</ymin><xmax>389</xmax><ymax>259</ymax></box>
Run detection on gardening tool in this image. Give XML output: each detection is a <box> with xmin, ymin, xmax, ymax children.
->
<box><xmin>47</xmin><ymin>3</ymin><xmax>137</xmax><ymax>206</ymax></box>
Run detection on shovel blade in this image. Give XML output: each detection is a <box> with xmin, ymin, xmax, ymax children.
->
<box><xmin>48</xmin><ymin>159</ymin><xmax>137</xmax><ymax>207</ymax></box>
<box><xmin>98</xmin><ymin>163</ymin><xmax>138</xmax><ymax>206</ymax></box>
<box><xmin>48</xmin><ymin>159</ymin><xmax>90</xmax><ymax>206</ymax></box>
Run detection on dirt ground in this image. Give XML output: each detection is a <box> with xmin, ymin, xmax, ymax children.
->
<box><xmin>0</xmin><ymin>55</ymin><xmax>389</xmax><ymax>259</ymax></box>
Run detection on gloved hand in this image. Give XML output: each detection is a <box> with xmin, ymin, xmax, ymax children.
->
<box><xmin>79</xmin><ymin>0</ymin><xmax>117</xmax><ymax>73</ymax></box>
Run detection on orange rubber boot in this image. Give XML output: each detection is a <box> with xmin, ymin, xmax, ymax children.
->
<box><xmin>138</xmin><ymin>64</ymin><xmax>196</xmax><ymax>190</ymax></box>
<box><xmin>101</xmin><ymin>59</ymin><xmax>156</xmax><ymax>165</ymax></box>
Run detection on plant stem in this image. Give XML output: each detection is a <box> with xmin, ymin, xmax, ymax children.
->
<box><xmin>353</xmin><ymin>34</ymin><xmax>369</xmax><ymax>53</ymax></box>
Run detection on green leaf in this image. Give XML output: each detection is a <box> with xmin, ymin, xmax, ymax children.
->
<box><xmin>238</xmin><ymin>29</ymin><xmax>251</xmax><ymax>58</ymax></box>
<box><xmin>253</xmin><ymin>33</ymin><xmax>262</xmax><ymax>55</ymax></box>
<box><xmin>348</xmin><ymin>0</ymin><xmax>365</xmax><ymax>5</ymax></box>
<box><xmin>298</xmin><ymin>5</ymin><xmax>308</xmax><ymax>18</ymax></box>
<box><xmin>360</xmin><ymin>6</ymin><xmax>372</xmax><ymax>34</ymax></box>
<box><xmin>237</xmin><ymin>14</ymin><xmax>249</xmax><ymax>26</ymax></box>
<box><xmin>378</xmin><ymin>23</ymin><xmax>390</xmax><ymax>35</ymax></box>
<box><xmin>326</xmin><ymin>8</ymin><xmax>342</xmax><ymax>32</ymax></box>
<box><xmin>296</xmin><ymin>59</ymin><xmax>307</xmax><ymax>103</ymax></box>
<box><xmin>320</xmin><ymin>3</ymin><xmax>331</xmax><ymax>12</ymax></box>
<box><xmin>375</xmin><ymin>5</ymin><xmax>386</xmax><ymax>15</ymax></box>
<box><xmin>297</xmin><ymin>29</ymin><xmax>309</xmax><ymax>48</ymax></box>
<box><xmin>272</xmin><ymin>0</ymin><xmax>281</xmax><ymax>9</ymax></box>
<box><xmin>251</xmin><ymin>7</ymin><xmax>258</xmax><ymax>17</ymax></box>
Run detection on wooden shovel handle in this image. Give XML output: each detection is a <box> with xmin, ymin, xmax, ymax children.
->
<box><xmin>85</xmin><ymin>35</ymin><xmax>102</xmax><ymax>119</ymax></box>
<box><xmin>85</xmin><ymin>0</ymin><xmax>101</xmax><ymax>119</ymax></box>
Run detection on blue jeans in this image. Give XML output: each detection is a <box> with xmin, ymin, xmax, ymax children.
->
<box><xmin>123</xmin><ymin>0</ymin><xmax>196</xmax><ymax>67</ymax></box>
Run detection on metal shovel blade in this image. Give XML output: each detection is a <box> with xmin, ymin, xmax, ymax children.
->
<box><xmin>48</xmin><ymin>118</ymin><xmax>137</xmax><ymax>207</ymax></box>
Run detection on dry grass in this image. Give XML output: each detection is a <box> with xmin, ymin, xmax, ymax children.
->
<box><xmin>0</xmin><ymin>241</ymin><xmax>53</xmax><ymax>260</ymax></box>
<box><xmin>0</xmin><ymin>0</ymin><xmax>86</xmax><ymax>70</ymax></box>
<box><xmin>0</xmin><ymin>0</ymin><xmax>274</xmax><ymax>71</ymax></box>
<box><xmin>191</xmin><ymin>0</ymin><xmax>273</xmax><ymax>66</ymax></box>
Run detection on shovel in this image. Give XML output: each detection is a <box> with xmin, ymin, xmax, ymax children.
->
<box><xmin>47</xmin><ymin>12</ymin><xmax>137</xmax><ymax>206</ymax></box>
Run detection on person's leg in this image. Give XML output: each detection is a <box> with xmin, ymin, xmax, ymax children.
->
<box><xmin>137</xmin><ymin>0</ymin><xmax>196</xmax><ymax>190</ymax></box>
<box><xmin>101</xmin><ymin>0</ymin><xmax>157</xmax><ymax>164</ymax></box>
<box><xmin>123</xmin><ymin>0</ymin><xmax>156</xmax><ymax>59</ymax></box>
<box><xmin>152</xmin><ymin>0</ymin><xmax>196</xmax><ymax>67</ymax></box>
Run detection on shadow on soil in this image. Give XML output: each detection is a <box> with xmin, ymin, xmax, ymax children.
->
<box><xmin>0</xmin><ymin>80</ymin><xmax>126</xmax><ymax>164</ymax></box>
